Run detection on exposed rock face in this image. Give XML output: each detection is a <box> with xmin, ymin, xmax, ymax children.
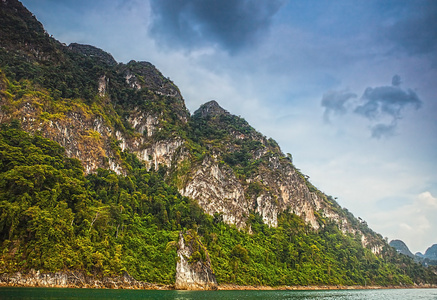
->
<box><xmin>182</xmin><ymin>156</ymin><xmax>247</xmax><ymax>228</ymax></box>
<box><xmin>181</xmin><ymin>153</ymin><xmax>321</xmax><ymax>229</ymax></box>
<box><xmin>183</xmin><ymin>102</ymin><xmax>354</xmax><ymax>231</ymax></box>
<box><xmin>0</xmin><ymin>65</ymin><xmax>187</xmax><ymax>175</ymax></box>
<box><xmin>98</xmin><ymin>75</ymin><xmax>109</xmax><ymax>96</ymax></box>
<box><xmin>0</xmin><ymin>270</ymin><xmax>167</xmax><ymax>289</ymax></box>
<box><xmin>175</xmin><ymin>231</ymin><xmax>217</xmax><ymax>290</ymax></box>
<box><xmin>253</xmin><ymin>156</ymin><xmax>321</xmax><ymax>228</ymax></box>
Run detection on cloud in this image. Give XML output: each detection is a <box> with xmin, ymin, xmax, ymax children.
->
<box><xmin>148</xmin><ymin>0</ymin><xmax>283</xmax><ymax>53</ymax></box>
<box><xmin>321</xmin><ymin>90</ymin><xmax>357</xmax><ymax>122</ymax></box>
<box><xmin>321</xmin><ymin>76</ymin><xmax>422</xmax><ymax>139</ymax></box>
<box><xmin>355</xmin><ymin>77</ymin><xmax>422</xmax><ymax>121</ymax></box>
<box><xmin>354</xmin><ymin>76</ymin><xmax>422</xmax><ymax>138</ymax></box>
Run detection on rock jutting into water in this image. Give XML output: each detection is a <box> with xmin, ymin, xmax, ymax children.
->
<box><xmin>175</xmin><ymin>230</ymin><xmax>217</xmax><ymax>290</ymax></box>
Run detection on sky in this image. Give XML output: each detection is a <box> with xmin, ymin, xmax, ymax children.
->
<box><xmin>21</xmin><ymin>0</ymin><xmax>437</xmax><ymax>253</ymax></box>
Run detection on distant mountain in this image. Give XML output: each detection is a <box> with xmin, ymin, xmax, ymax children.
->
<box><xmin>390</xmin><ymin>240</ymin><xmax>437</xmax><ymax>267</ymax></box>
<box><xmin>389</xmin><ymin>240</ymin><xmax>415</xmax><ymax>258</ymax></box>
<box><xmin>418</xmin><ymin>244</ymin><xmax>437</xmax><ymax>266</ymax></box>
<box><xmin>424</xmin><ymin>244</ymin><xmax>437</xmax><ymax>261</ymax></box>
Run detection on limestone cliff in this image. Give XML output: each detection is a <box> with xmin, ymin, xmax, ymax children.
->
<box><xmin>0</xmin><ymin>0</ymin><xmax>386</xmax><ymax>258</ymax></box>
<box><xmin>175</xmin><ymin>231</ymin><xmax>217</xmax><ymax>290</ymax></box>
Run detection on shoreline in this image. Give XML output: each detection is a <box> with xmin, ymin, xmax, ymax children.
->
<box><xmin>0</xmin><ymin>271</ymin><xmax>435</xmax><ymax>291</ymax></box>
<box><xmin>1</xmin><ymin>282</ymin><xmax>436</xmax><ymax>291</ymax></box>
<box><xmin>1</xmin><ymin>284</ymin><xmax>436</xmax><ymax>291</ymax></box>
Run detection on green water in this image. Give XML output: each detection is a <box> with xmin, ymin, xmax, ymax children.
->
<box><xmin>1</xmin><ymin>287</ymin><xmax>436</xmax><ymax>300</ymax></box>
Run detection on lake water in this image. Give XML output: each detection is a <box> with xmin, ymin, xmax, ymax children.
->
<box><xmin>1</xmin><ymin>287</ymin><xmax>437</xmax><ymax>300</ymax></box>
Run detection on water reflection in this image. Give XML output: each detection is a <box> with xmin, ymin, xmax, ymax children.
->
<box><xmin>1</xmin><ymin>288</ymin><xmax>436</xmax><ymax>300</ymax></box>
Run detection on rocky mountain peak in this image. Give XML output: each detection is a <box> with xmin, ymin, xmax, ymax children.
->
<box><xmin>68</xmin><ymin>43</ymin><xmax>117</xmax><ymax>66</ymax></box>
<box><xmin>193</xmin><ymin>100</ymin><xmax>229</xmax><ymax>118</ymax></box>
<box><xmin>0</xmin><ymin>0</ymin><xmax>61</xmax><ymax>62</ymax></box>
<box><xmin>118</xmin><ymin>60</ymin><xmax>183</xmax><ymax>99</ymax></box>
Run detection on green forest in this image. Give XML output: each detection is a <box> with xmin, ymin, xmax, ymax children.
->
<box><xmin>0</xmin><ymin>124</ymin><xmax>435</xmax><ymax>286</ymax></box>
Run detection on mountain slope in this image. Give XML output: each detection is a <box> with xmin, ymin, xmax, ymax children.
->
<box><xmin>0</xmin><ymin>0</ymin><xmax>436</xmax><ymax>288</ymax></box>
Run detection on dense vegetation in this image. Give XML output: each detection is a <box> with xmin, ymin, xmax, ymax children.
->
<box><xmin>0</xmin><ymin>125</ymin><xmax>435</xmax><ymax>286</ymax></box>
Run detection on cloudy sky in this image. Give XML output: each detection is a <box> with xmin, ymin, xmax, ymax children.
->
<box><xmin>21</xmin><ymin>0</ymin><xmax>437</xmax><ymax>253</ymax></box>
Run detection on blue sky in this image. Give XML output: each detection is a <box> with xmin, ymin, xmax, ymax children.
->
<box><xmin>21</xmin><ymin>0</ymin><xmax>437</xmax><ymax>253</ymax></box>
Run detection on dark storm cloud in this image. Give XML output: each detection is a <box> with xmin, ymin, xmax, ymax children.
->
<box><xmin>384</xmin><ymin>1</ymin><xmax>437</xmax><ymax>58</ymax></box>
<box><xmin>355</xmin><ymin>76</ymin><xmax>422</xmax><ymax>121</ymax></box>
<box><xmin>354</xmin><ymin>75</ymin><xmax>422</xmax><ymax>138</ymax></box>
<box><xmin>322</xmin><ymin>76</ymin><xmax>422</xmax><ymax>139</ymax></box>
<box><xmin>321</xmin><ymin>90</ymin><xmax>357</xmax><ymax>122</ymax></box>
<box><xmin>149</xmin><ymin>0</ymin><xmax>283</xmax><ymax>52</ymax></box>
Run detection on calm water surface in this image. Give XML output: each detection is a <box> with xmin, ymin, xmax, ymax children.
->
<box><xmin>1</xmin><ymin>287</ymin><xmax>436</xmax><ymax>300</ymax></box>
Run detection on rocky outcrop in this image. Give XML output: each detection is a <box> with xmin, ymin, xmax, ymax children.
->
<box><xmin>253</xmin><ymin>156</ymin><xmax>322</xmax><ymax>228</ymax></box>
<box><xmin>193</xmin><ymin>100</ymin><xmax>229</xmax><ymax>118</ymax></box>
<box><xmin>181</xmin><ymin>151</ymin><xmax>326</xmax><ymax>229</ymax></box>
<box><xmin>0</xmin><ymin>270</ymin><xmax>169</xmax><ymax>289</ymax></box>
<box><xmin>175</xmin><ymin>231</ymin><xmax>217</xmax><ymax>290</ymax></box>
<box><xmin>68</xmin><ymin>43</ymin><xmax>118</xmax><ymax>66</ymax></box>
